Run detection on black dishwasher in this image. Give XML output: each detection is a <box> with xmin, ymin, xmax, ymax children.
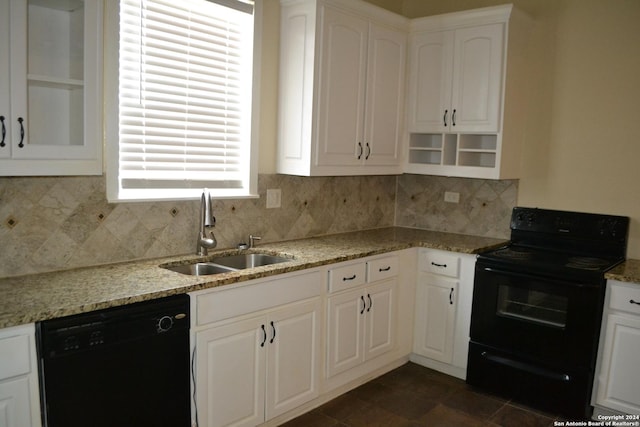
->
<box><xmin>36</xmin><ymin>294</ymin><xmax>191</xmax><ymax>427</ymax></box>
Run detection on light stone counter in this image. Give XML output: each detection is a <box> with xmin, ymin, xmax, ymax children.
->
<box><xmin>605</xmin><ymin>259</ymin><xmax>640</xmax><ymax>284</ymax></box>
<box><xmin>0</xmin><ymin>227</ymin><xmax>507</xmax><ymax>329</ymax></box>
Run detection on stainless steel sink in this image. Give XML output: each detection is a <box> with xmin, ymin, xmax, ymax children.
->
<box><xmin>161</xmin><ymin>252</ymin><xmax>291</xmax><ymax>276</ymax></box>
<box><xmin>163</xmin><ymin>263</ymin><xmax>236</xmax><ymax>276</ymax></box>
<box><xmin>210</xmin><ymin>253</ymin><xmax>290</xmax><ymax>269</ymax></box>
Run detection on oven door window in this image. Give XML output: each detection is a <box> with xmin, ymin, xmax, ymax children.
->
<box><xmin>496</xmin><ymin>284</ymin><xmax>568</xmax><ymax>328</ymax></box>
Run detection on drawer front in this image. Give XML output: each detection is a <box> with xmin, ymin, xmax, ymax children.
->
<box><xmin>328</xmin><ymin>262</ymin><xmax>367</xmax><ymax>293</ymax></box>
<box><xmin>367</xmin><ymin>256</ymin><xmax>399</xmax><ymax>283</ymax></box>
<box><xmin>609</xmin><ymin>281</ymin><xmax>640</xmax><ymax>315</ymax></box>
<box><xmin>195</xmin><ymin>270</ymin><xmax>322</xmax><ymax>326</ymax></box>
<box><xmin>422</xmin><ymin>251</ymin><xmax>460</xmax><ymax>278</ymax></box>
<box><xmin>0</xmin><ymin>334</ymin><xmax>31</xmax><ymax>381</ymax></box>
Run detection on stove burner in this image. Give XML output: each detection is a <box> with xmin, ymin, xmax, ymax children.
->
<box><xmin>566</xmin><ymin>256</ymin><xmax>610</xmax><ymax>270</ymax></box>
<box><xmin>493</xmin><ymin>247</ymin><xmax>533</xmax><ymax>260</ymax></box>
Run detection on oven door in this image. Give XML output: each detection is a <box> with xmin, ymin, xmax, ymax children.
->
<box><xmin>469</xmin><ymin>263</ymin><xmax>604</xmax><ymax>369</ymax></box>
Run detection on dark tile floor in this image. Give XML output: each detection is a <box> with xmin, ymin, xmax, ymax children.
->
<box><xmin>281</xmin><ymin>362</ymin><xmax>560</xmax><ymax>427</ymax></box>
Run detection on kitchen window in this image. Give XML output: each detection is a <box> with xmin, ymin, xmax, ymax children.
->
<box><xmin>105</xmin><ymin>0</ymin><xmax>261</xmax><ymax>201</ymax></box>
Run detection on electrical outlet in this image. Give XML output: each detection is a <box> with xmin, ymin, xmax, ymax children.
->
<box><xmin>266</xmin><ymin>189</ymin><xmax>281</xmax><ymax>209</ymax></box>
<box><xmin>444</xmin><ymin>191</ymin><xmax>460</xmax><ymax>203</ymax></box>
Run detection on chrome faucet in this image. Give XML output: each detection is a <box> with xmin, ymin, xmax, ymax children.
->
<box><xmin>249</xmin><ymin>235</ymin><xmax>262</xmax><ymax>248</ymax></box>
<box><xmin>197</xmin><ymin>189</ymin><xmax>217</xmax><ymax>255</ymax></box>
<box><xmin>238</xmin><ymin>235</ymin><xmax>262</xmax><ymax>250</ymax></box>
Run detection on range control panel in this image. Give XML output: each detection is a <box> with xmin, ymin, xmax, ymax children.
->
<box><xmin>511</xmin><ymin>207</ymin><xmax>629</xmax><ymax>241</ymax></box>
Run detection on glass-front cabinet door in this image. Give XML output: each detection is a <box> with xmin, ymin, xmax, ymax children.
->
<box><xmin>0</xmin><ymin>1</ymin><xmax>11</xmax><ymax>159</ymax></box>
<box><xmin>0</xmin><ymin>0</ymin><xmax>102</xmax><ymax>175</ymax></box>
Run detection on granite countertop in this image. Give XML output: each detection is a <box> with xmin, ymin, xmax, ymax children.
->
<box><xmin>605</xmin><ymin>259</ymin><xmax>640</xmax><ymax>284</ymax></box>
<box><xmin>0</xmin><ymin>227</ymin><xmax>507</xmax><ymax>329</ymax></box>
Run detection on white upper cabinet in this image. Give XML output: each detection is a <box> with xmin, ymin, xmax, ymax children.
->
<box><xmin>405</xmin><ymin>5</ymin><xmax>531</xmax><ymax>180</ymax></box>
<box><xmin>315</xmin><ymin>6</ymin><xmax>368</xmax><ymax>169</ymax></box>
<box><xmin>450</xmin><ymin>24</ymin><xmax>504</xmax><ymax>132</ymax></box>
<box><xmin>409</xmin><ymin>24</ymin><xmax>504</xmax><ymax>133</ymax></box>
<box><xmin>407</xmin><ymin>30</ymin><xmax>454</xmax><ymax>133</ymax></box>
<box><xmin>277</xmin><ymin>0</ymin><xmax>407</xmax><ymax>176</ymax></box>
<box><xmin>0</xmin><ymin>0</ymin><xmax>102</xmax><ymax>176</ymax></box>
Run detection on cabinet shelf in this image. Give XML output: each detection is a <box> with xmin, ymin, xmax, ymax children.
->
<box><xmin>407</xmin><ymin>132</ymin><xmax>497</xmax><ymax>168</ymax></box>
<box><xmin>28</xmin><ymin>74</ymin><xmax>84</xmax><ymax>89</ymax></box>
<box><xmin>30</xmin><ymin>0</ymin><xmax>84</xmax><ymax>11</ymax></box>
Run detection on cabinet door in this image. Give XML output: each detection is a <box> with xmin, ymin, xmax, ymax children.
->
<box><xmin>407</xmin><ymin>30</ymin><xmax>454</xmax><ymax>133</ymax></box>
<box><xmin>195</xmin><ymin>316</ymin><xmax>266</xmax><ymax>427</ymax></box>
<box><xmin>363</xmin><ymin>23</ymin><xmax>405</xmax><ymax>166</ymax></box>
<box><xmin>326</xmin><ymin>288</ymin><xmax>365</xmax><ymax>378</ymax></box>
<box><xmin>0</xmin><ymin>377</ymin><xmax>33</xmax><ymax>427</ymax></box>
<box><xmin>2</xmin><ymin>0</ymin><xmax>102</xmax><ymax>175</ymax></box>
<box><xmin>0</xmin><ymin>1</ymin><xmax>10</xmax><ymax>159</ymax></box>
<box><xmin>316</xmin><ymin>5</ymin><xmax>367</xmax><ymax>167</ymax></box>
<box><xmin>596</xmin><ymin>313</ymin><xmax>640</xmax><ymax>414</ymax></box>
<box><xmin>413</xmin><ymin>273</ymin><xmax>457</xmax><ymax>364</ymax></box>
<box><xmin>8</xmin><ymin>0</ymin><xmax>28</xmax><ymax>156</ymax></box>
<box><xmin>364</xmin><ymin>279</ymin><xmax>396</xmax><ymax>360</ymax></box>
<box><xmin>450</xmin><ymin>23</ymin><xmax>504</xmax><ymax>132</ymax></box>
<box><xmin>266</xmin><ymin>299</ymin><xmax>321</xmax><ymax>420</ymax></box>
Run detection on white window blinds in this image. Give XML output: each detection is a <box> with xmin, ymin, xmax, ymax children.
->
<box><xmin>115</xmin><ymin>0</ymin><xmax>255</xmax><ymax>199</ymax></box>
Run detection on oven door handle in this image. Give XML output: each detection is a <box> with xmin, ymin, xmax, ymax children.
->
<box><xmin>479</xmin><ymin>266</ymin><xmax>596</xmax><ymax>288</ymax></box>
<box><xmin>481</xmin><ymin>351</ymin><xmax>571</xmax><ymax>382</ymax></box>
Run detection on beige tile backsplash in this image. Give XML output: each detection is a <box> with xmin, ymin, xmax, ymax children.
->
<box><xmin>396</xmin><ymin>174</ymin><xmax>517</xmax><ymax>239</ymax></box>
<box><xmin>0</xmin><ymin>174</ymin><xmax>516</xmax><ymax>277</ymax></box>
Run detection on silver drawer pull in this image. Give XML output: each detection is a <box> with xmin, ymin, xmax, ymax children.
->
<box><xmin>343</xmin><ymin>274</ymin><xmax>357</xmax><ymax>281</ymax></box>
<box><xmin>630</xmin><ymin>299</ymin><xmax>640</xmax><ymax>306</ymax></box>
<box><xmin>379</xmin><ymin>266</ymin><xmax>391</xmax><ymax>272</ymax></box>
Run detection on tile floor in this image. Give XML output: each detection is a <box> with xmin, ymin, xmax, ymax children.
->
<box><xmin>281</xmin><ymin>362</ymin><xmax>562</xmax><ymax>427</ymax></box>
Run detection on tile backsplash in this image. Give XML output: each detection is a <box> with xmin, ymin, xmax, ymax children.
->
<box><xmin>395</xmin><ymin>174</ymin><xmax>517</xmax><ymax>239</ymax></box>
<box><xmin>0</xmin><ymin>174</ymin><xmax>396</xmax><ymax>277</ymax></box>
<box><xmin>0</xmin><ymin>173</ymin><xmax>516</xmax><ymax>277</ymax></box>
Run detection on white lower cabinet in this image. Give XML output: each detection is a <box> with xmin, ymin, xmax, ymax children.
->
<box><xmin>191</xmin><ymin>270</ymin><xmax>322</xmax><ymax>427</ymax></box>
<box><xmin>326</xmin><ymin>279</ymin><xmax>396</xmax><ymax>378</ymax></box>
<box><xmin>0</xmin><ymin>377</ymin><xmax>34</xmax><ymax>427</ymax></box>
<box><xmin>0</xmin><ymin>324</ymin><xmax>41</xmax><ymax>427</ymax></box>
<box><xmin>593</xmin><ymin>280</ymin><xmax>640</xmax><ymax>415</ymax></box>
<box><xmin>191</xmin><ymin>250</ymin><xmax>417</xmax><ymax>425</ymax></box>
<box><xmin>325</xmin><ymin>255</ymin><xmax>400</xmax><ymax>387</ymax></box>
<box><xmin>413</xmin><ymin>273</ymin><xmax>457</xmax><ymax>363</ymax></box>
<box><xmin>411</xmin><ymin>249</ymin><xmax>476</xmax><ymax>379</ymax></box>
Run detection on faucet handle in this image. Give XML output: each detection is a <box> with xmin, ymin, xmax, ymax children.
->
<box><xmin>249</xmin><ymin>235</ymin><xmax>262</xmax><ymax>248</ymax></box>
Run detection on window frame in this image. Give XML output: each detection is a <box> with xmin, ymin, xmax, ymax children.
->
<box><xmin>104</xmin><ymin>0</ymin><xmax>262</xmax><ymax>202</ymax></box>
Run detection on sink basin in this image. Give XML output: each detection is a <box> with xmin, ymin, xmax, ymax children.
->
<box><xmin>164</xmin><ymin>263</ymin><xmax>236</xmax><ymax>276</ymax></box>
<box><xmin>211</xmin><ymin>253</ymin><xmax>290</xmax><ymax>270</ymax></box>
<box><xmin>161</xmin><ymin>252</ymin><xmax>292</xmax><ymax>276</ymax></box>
